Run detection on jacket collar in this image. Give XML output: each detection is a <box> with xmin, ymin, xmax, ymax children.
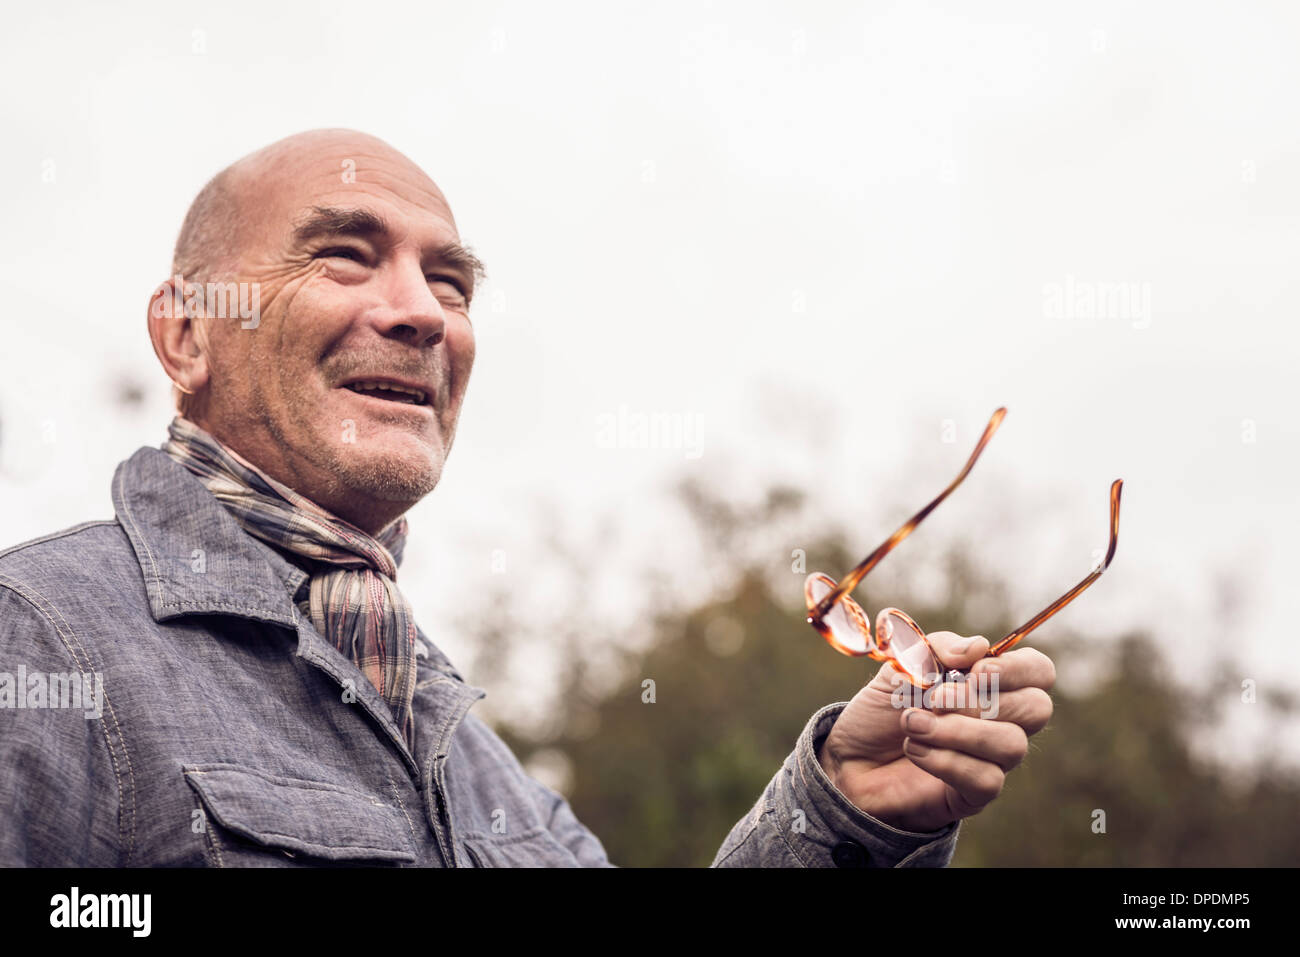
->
<box><xmin>113</xmin><ymin>445</ymin><xmax>307</xmax><ymax>628</ymax></box>
<box><xmin>112</xmin><ymin>444</ymin><xmax>468</xmax><ymax>682</ymax></box>
<box><xmin>110</xmin><ymin>444</ymin><xmax>467</xmax><ymax>686</ymax></box>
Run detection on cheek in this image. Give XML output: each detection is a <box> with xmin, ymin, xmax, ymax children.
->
<box><xmin>207</xmin><ymin>323</ymin><xmax>256</xmax><ymax>388</ymax></box>
<box><xmin>270</xmin><ymin>288</ymin><xmax>343</xmax><ymax>376</ymax></box>
<box><xmin>449</xmin><ymin>323</ymin><xmax>476</xmax><ymax>379</ymax></box>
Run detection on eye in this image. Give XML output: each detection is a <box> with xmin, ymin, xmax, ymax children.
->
<box><xmin>427</xmin><ymin>276</ymin><xmax>469</xmax><ymax>306</ymax></box>
<box><xmin>426</xmin><ymin>275</ymin><xmax>465</xmax><ymax>294</ymax></box>
<box><xmin>317</xmin><ymin>246</ymin><xmax>368</xmax><ymax>263</ymax></box>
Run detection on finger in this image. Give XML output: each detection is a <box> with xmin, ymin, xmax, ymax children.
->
<box><xmin>927</xmin><ymin>632</ymin><xmax>991</xmax><ymax>671</ymax></box>
<box><xmin>900</xmin><ymin>708</ymin><xmax>1029</xmax><ymax>772</ymax></box>
<box><xmin>864</xmin><ymin>658</ymin><xmax>912</xmax><ymax>701</ymax></box>
<box><xmin>968</xmin><ymin>646</ymin><xmax>1056</xmax><ymax>693</ymax></box>
<box><xmin>901</xmin><ymin>738</ymin><xmax>1005</xmax><ymax>817</ymax></box>
<box><xmin>930</xmin><ymin>683</ymin><xmax>1053</xmax><ymax>735</ymax></box>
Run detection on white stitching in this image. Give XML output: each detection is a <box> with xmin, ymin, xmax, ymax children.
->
<box><xmin>385</xmin><ymin>769</ymin><xmax>420</xmax><ymax>847</ymax></box>
<box><xmin>0</xmin><ymin>521</ymin><xmax>117</xmax><ymax>560</ymax></box>
<box><xmin>0</xmin><ymin>576</ymin><xmax>138</xmax><ymax>864</ymax></box>
<box><xmin>115</xmin><ymin>469</ymin><xmax>163</xmax><ymax>610</ymax></box>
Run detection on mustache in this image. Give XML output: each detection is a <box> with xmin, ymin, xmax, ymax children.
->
<box><xmin>322</xmin><ymin>349</ymin><xmax>445</xmax><ymax>387</ymax></box>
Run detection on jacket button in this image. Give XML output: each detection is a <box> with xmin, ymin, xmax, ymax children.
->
<box><xmin>831</xmin><ymin>840</ymin><xmax>869</xmax><ymax>868</ymax></box>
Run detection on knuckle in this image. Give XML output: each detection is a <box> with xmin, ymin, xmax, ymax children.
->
<box><xmin>1030</xmin><ymin>687</ymin><xmax>1054</xmax><ymax>723</ymax></box>
<box><xmin>978</xmin><ymin>765</ymin><xmax>1006</xmax><ymax>800</ymax></box>
<box><xmin>1003</xmin><ymin>725</ymin><xmax>1029</xmax><ymax>765</ymax></box>
<box><xmin>1033</xmin><ymin>649</ymin><xmax>1057</xmax><ymax>690</ymax></box>
<box><xmin>1044</xmin><ymin>661</ymin><xmax>1057</xmax><ymax>691</ymax></box>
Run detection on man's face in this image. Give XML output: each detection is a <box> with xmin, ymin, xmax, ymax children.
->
<box><xmin>192</xmin><ymin>135</ymin><xmax>477</xmax><ymax>532</ymax></box>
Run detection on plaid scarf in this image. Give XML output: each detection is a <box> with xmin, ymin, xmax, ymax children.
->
<box><xmin>163</xmin><ymin>417</ymin><xmax>419</xmax><ymax>750</ymax></box>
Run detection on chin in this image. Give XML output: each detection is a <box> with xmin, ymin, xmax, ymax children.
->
<box><xmin>336</xmin><ymin>444</ymin><xmax>443</xmax><ymax>505</ymax></box>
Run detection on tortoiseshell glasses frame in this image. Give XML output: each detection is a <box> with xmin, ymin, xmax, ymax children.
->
<box><xmin>804</xmin><ymin>407</ymin><xmax>1122</xmax><ymax>689</ymax></box>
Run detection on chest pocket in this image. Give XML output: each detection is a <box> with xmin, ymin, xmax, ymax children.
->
<box><xmin>184</xmin><ymin>764</ymin><xmax>417</xmax><ymax>867</ymax></box>
<box><xmin>462</xmin><ymin>826</ymin><xmax>582</xmax><ymax>867</ymax></box>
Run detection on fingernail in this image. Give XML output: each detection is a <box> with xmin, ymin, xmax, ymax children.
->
<box><xmin>906</xmin><ymin>709</ymin><xmax>935</xmax><ymax>734</ymax></box>
<box><xmin>951</xmin><ymin>637</ymin><xmax>974</xmax><ymax>654</ymax></box>
<box><xmin>978</xmin><ymin>661</ymin><xmax>1001</xmax><ymax>675</ymax></box>
<box><xmin>906</xmin><ymin>738</ymin><xmax>931</xmax><ymax>757</ymax></box>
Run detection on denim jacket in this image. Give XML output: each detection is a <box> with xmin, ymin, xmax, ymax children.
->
<box><xmin>0</xmin><ymin>446</ymin><xmax>959</xmax><ymax>867</ymax></box>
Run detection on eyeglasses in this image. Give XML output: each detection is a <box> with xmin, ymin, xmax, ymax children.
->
<box><xmin>804</xmin><ymin>407</ymin><xmax>1122</xmax><ymax>688</ymax></box>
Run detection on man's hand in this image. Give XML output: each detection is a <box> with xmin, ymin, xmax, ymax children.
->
<box><xmin>816</xmin><ymin>633</ymin><xmax>1055</xmax><ymax>833</ymax></box>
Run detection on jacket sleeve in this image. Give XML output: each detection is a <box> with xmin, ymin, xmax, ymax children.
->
<box><xmin>711</xmin><ymin>702</ymin><xmax>960</xmax><ymax>868</ymax></box>
<box><xmin>523</xmin><ymin>774</ymin><xmax>615</xmax><ymax>867</ymax></box>
<box><xmin>452</xmin><ymin>708</ymin><xmax>616</xmax><ymax>867</ymax></box>
<box><xmin>0</xmin><ymin>580</ymin><xmax>124</xmax><ymax>867</ymax></box>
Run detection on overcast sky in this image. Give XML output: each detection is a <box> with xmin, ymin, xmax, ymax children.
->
<box><xmin>2</xmin><ymin>1</ymin><xmax>1296</xmax><ymax>767</ymax></box>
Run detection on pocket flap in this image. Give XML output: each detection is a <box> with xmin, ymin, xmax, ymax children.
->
<box><xmin>184</xmin><ymin>764</ymin><xmax>416</xmax><ymax>863</ymax></box>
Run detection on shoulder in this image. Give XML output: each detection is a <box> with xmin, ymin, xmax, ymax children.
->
<box><xmin>0</xmin><ymin>518</ymin><xmax>131</xmax><ymax>575</ymax></box>
<box><xmin>450</xmin><ymin>710</ymin><xmax>555</xmax><ymax>794</ymax></box>
<box><xmin>454</xmin><ymin>711</ymin><xmax>526</xmax><ymax>766</ymax></box>
<box><xmin>0</xmin><ymin>519</ymin><xmax>140</xmax><ymax>643</ymax></box>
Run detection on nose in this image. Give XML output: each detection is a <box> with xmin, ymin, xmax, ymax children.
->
<box><xmin>366</xmin><ymin>257</ymin><xmax>446</xmax><ymax>347</ymax></box>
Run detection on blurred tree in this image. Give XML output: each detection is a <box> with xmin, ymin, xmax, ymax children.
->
<box><xmin>469</xmin><ymin>477</ymin><xmax>1299</xmax><ymax>867</ymax></box>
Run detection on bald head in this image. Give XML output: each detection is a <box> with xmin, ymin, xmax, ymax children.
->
<box><xmin>171</xmin><ymin>129</ymin><xmax>482</xmax><ymax>288</ymax></box>
<box><xmin>171</xmin><ymin>166</ymin><xmax>239</xmax><ymax>283</ymax></box>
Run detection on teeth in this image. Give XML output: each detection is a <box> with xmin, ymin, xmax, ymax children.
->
<box><xmin>347</xmin><ymin>380</ymin><xmax>427</xmax><ymax>404</ymax></box>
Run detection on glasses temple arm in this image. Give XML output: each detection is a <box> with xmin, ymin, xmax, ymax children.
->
<box><xmin>810</xmin><ymin>407</ymin><xmax>1007</xmax><ymax>621</ymax></box>
<box><xmin>987</xmin><ymin>479</ymin><xmax>1123</xmax><ymax>657</ymax></box>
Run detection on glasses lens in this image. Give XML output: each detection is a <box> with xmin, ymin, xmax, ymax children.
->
<box><xmin>805</xmin><ymin>573</ymin><xmax>873</xmax><ymax>656</ymax></box>
<box><xmin>875</xmin><ymin>608</ymin><xmax>938</xmax><ymax>686</ymax></box>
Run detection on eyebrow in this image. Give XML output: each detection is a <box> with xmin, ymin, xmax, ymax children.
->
<box><xmin>291</xmin><ymin>205</ymin><xmax>487</xmax><ymax>299</ymax></box>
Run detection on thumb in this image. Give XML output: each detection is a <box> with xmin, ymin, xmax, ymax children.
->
<box><xmin>927</xmin><ymin>632</ymin><xmax>990</xmax><ymax>673</ymax></box>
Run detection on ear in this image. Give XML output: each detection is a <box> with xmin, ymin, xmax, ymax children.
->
<box><xmin>147</xmin><ymin>277</ymin><xmax>211</xmax><ymax>399</ymax></box>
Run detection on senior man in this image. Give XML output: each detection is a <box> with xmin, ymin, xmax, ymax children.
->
<box><xmin>0</xmin><ymin>129</ymin><xmax>1054</xmax><ymax>867</ymax></box>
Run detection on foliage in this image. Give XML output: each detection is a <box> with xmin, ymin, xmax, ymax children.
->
<box><xmin>474</xmin><ymin>478</ymin><xmax>1298</xmax><ymax>867</ymax></box>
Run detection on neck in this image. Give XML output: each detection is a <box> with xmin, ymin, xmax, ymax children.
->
<box><xmin>176</xmin><ymin>414</ymin><xmax>413</xmax><ymax>537</ymax></box>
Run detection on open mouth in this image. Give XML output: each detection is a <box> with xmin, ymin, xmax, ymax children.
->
<box><xmin>341</xmin><ymin>380</ymin><xmax>430</xmax><ymax>406</ymax></box>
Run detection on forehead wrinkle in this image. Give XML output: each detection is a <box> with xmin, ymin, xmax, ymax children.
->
<box><xmin>296</xmin><ymin>150</ymin><xmax>454</xmax><ymax>222</ymax></box>
<box><xmin>221</xmin><ymin>133</ymin><xmax>478</xmax><ymax>293</ymax></box>
<box><xmin>241</xmin><ymin>148</ymin><xmax>454</xmax><ymax>252</ymax></box>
